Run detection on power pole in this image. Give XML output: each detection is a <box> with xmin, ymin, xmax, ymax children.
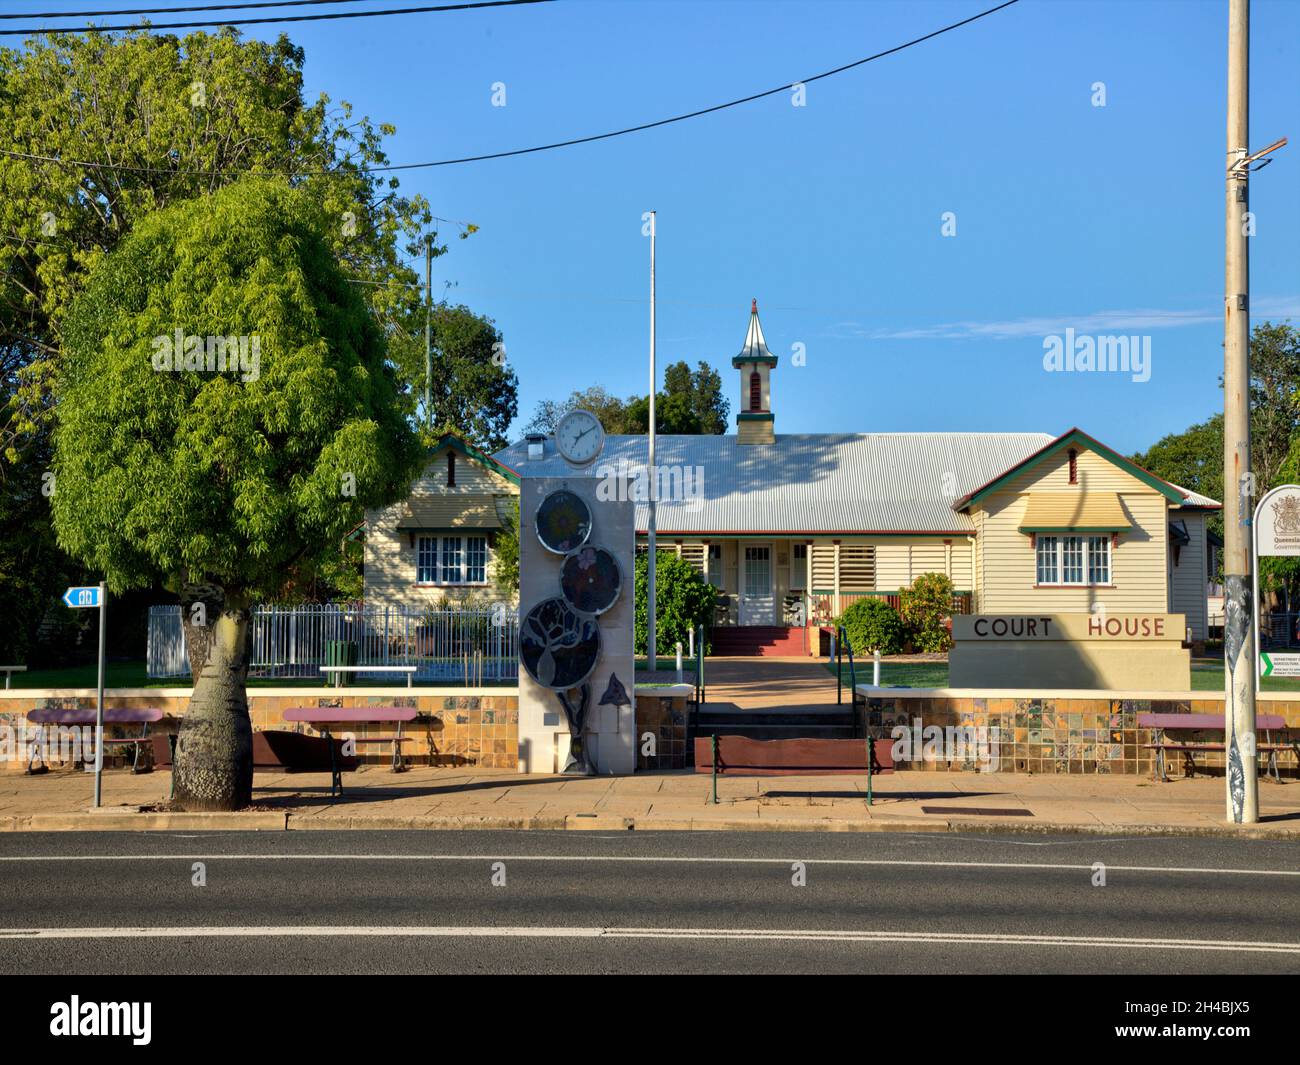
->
<box><xmin>424</xmin><ymin>235</ymin><xmax>433</xmax><ymax>434</ymax></box>
<box><xmin>647</xmin><ymin>210</ymin><xmax>657</xmax><ymax>669</ymax></box>
<box><xmin>1223</xmin><ymin>0</ymin><xmax>1256</xmax><ymax>824</ymax></box>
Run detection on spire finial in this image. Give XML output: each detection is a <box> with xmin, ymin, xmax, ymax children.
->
<box><xmin>751</xmin><ymin>298</ymin><xmax>758</xmax><ymax>314</ymax></box>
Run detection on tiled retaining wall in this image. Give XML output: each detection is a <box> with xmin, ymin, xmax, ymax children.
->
<box><xmin>635</xmin><ymin>687</ymin><xmax>693</xmax><ymax>771</ymax></box>
<box><xmin>0</xmin><ymin>689</ymin><xmax>519</xmax><ymax>771</ymax></box>
<box><xmin>858</xmin><ymin>690</ymin><xmax>1300</xmax><ymax>777</ymax></box>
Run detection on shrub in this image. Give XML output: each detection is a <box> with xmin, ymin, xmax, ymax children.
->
<box><xmin>834</xmin><ymin>596</ymin><xmax>905</xmax><ymax>656</ymax></box>
<box><xmin>634</xmin><ymin>551</ymin><xmax>718</xmax><ymax>658</ymax></box>
<box><xmin>898</xmin><ymin>572</ymin><xmax>955</xmax><ymax>652</ymax></box>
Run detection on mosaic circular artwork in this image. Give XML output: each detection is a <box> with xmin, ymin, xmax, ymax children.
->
<box><xmin>560</xmin><ymin>546</ymin><xmax>622</xmax><ymax>616</ymax></box>
<box><xmin>520</xmin><ymin>596</ymin><xmax>601</xmax><ymax>690</ymax></box>
<box><xmin>534</xmin><ymin>489</ymin><xmax>592</xmax><ymax>555</ymax></box>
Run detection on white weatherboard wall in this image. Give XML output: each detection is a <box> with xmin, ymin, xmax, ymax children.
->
<box><xmin>517</xmin><ymin>476</ymin><xmax>636</xmax><ymax>775</ymax></box>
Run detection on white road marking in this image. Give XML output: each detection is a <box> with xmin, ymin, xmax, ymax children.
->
<box><xmin>1</xmin><ymin>925</ymin><xmax>1297</xmax><ymax>954</ymax></box>
<box><xmin>0</xmin><ymin>854</ymin><xmax>1295</xmax><ymax>876</ymax></box>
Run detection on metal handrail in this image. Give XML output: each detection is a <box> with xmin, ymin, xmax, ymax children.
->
<box><xmin>838</xmin><ymin>625</ymin><xmax>872</xmax><ymax>808</ymax></box>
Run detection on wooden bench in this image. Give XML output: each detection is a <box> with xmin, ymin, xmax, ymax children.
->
<box><xmin>1138</xmin><ymin>712</ymin><xmax>1297</xmax><ymax>782</ymax></box>
<box><xmin>319</xmin><ymin>665</ymin><xmax>418</xmax><ymax>689</ymax></box>
<box><xmin>1</xmin><ymin>665</ymin><xmax>26</xmax><ymax>689</ymax></box>
<box><xmin>283</xmin><ymin>706</ymin><xmax>419</xmax><ymax>796</ymax></box>
<box><xmin>25</xmin><ymin>707</ymin><xmax>163</xmax><ymax>774</ymax></box>
<box><xmin>693</xmin><ymin>736</ymin><xmax>896</xmax><ymax>776</ymax></box>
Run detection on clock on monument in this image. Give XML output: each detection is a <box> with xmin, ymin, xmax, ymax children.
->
<box><xmin>555</xmin><ymin>408</ymin><xmax>605</xmax><ymax>466</ymax></box>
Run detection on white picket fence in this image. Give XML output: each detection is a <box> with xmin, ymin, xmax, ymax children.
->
<box><xmin>147</xmin><ymin>603</ymin><xmax>518</xmax><ymax>683</ymax></box>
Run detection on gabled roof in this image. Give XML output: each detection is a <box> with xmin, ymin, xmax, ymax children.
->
<box><xmin>951</xmin><ymin>428</ymin><xmax>1220</xmax><ymax>511</ymax></box>
<box><xmin>432</xmin><ymin>431</ymin><xmax>520</xmax><ymax>485</ymax></box>
<box><xmin>731</xmin><ymin>299</ymin><xmax>778</xmax><ymax>368</ymax></box>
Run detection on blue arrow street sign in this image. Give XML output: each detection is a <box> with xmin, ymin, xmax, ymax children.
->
<box><xmin>63</xmin><ymin>585</ymin><xmax>102</xmax><ymax>609</ymax></box>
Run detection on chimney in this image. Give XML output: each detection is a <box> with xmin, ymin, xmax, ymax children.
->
<box><xmin>732</xmin><ymin>298</ymin><xmax>776</xmax><ymax>444</ymax></box>
<box><xmin>525</xmin><ymin>432</ymin><xmax>546</xmax><ymax>460</ymax></box>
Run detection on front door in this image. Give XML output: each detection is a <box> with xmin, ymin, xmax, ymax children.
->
<box><xmin>742</xmin><ymin>545</ymin><xmax>775</xmax><ymax>625</ymax></box>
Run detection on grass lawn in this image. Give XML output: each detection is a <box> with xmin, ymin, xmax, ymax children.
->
<box><xmin>6</xmin><ymin>660</ymin><xmax>515</xmax><ymax>690</ymax></box>
<box><xmin>823</xmin><ymin>658</ymin><xmax>1300</xmax><ymax>693</ymax></box>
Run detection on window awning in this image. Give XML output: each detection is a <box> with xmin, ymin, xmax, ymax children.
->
<box><xmin>396</xmin><ymin>494</ymin><xmax>504</xmax><ymax>531</ymax></box>
<box><xmin>1017</xmin><ymin>492</ymin><xmax>1131</xmax><ymax>534</ymax></box>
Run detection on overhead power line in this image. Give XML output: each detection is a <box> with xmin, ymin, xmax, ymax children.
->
<box><xmin>0</xmin><ymin>0</ymin><xmax>1021</xmax><ymax>175</ymax></box>
<box><xmin>0</xmin><ymin>0</ymin><xmax>551</xmax><ymax>36</ymax></box>
<box><xmin>0</xmin><ymin>1</ymin><xmax>380</xmax><ymax>18</ymax></box>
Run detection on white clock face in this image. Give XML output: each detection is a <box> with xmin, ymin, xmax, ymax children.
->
<box><xmin>556</xmin><ymin>409</ymin><xmax>605</xmax><ymax>466</ymax></box>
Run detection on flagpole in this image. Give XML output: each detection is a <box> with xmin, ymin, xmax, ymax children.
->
<box><xmin>647</xmin><ymin>210</ymin><xmax>657</xmax><ymax>670</ymax></box>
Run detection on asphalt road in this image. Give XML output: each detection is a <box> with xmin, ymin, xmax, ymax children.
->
<box><xmin>0</xmin><ymin>830</ymin><xmax>1297</xmax><ymax>974</ymax></box>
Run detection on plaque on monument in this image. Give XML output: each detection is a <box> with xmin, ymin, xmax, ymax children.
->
<box><xmin>534</xmin><ymin>489</ymin><xmax>592</xmax><ymax>555</ymax></box>
<box><xmin>519</xmin><ymin>596</ymin><xmax>601</xmax><ymax>690</ymax></box>
<box><xmin>559</xmin><ymin>545</ymin><xmax>623</xmax><ymax>616</ymax></box>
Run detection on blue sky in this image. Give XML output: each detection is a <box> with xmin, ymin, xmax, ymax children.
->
<box><xmin>37</xmin><ymin>0</ymin><xmax>1300</xmax><ymax>452</ymax></box>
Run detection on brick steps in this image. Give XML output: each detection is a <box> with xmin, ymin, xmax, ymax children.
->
<box><xmin>708</xmin><ymin>626</ymin><xmax>807</xmax><ymax>657</ymax></box>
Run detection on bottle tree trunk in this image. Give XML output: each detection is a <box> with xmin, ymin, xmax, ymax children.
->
<box><xmin>174</xmin><ymin>598</ymin><xmax>254</xmax><ymax>811</ymax></box>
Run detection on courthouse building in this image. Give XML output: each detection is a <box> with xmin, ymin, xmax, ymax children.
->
<box><xmin>367</xmin><ymin>302</ymin><xmax>1220</xmax><ymax>651</ymax></box>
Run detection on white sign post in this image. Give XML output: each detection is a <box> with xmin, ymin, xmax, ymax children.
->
<box><xmin>64</xmin><ymin>582</ymin><xmax>108</xmax><ymax>807</ymax></box>
<box><xmin>1252</xmin><ymin>485</ymin><xmax>1300</xmax><ymax>686</ymax></box>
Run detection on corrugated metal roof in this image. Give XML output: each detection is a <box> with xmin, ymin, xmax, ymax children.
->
<box><xmin>1018</xmin><ymin>492</ymin><xmax>1131</xmax><ymax>532</ymax></box>
<box><xmin>1170</xmin><ymin>484</ymin><xmax>1220</xmax><ymax>508</ymax></box>
<box><xmin>494</xmin><ymin>432</ymin><xmax>1055</xmax><ymax>535</ymax></box>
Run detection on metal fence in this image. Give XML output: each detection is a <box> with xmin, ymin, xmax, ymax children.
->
<box><xmin>1261</xmin><ymin>612</ymin><xmax>1300</xmax><ymax>651</ymax></box>
<box><xmin>147</xmin><ymin>603</ymin><xmax>518</xmax><ymax>683</ymax></box>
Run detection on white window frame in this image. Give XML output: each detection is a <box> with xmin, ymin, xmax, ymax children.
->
<box><xmin>415</xmin><ymin>534</ymin><xmax>491</xmax><ymax>587</ymax></box>
<box><xmin>1036</xmin><ymin>534</ymin><xmax>1112</xmax><ymax>587</ymax></box>
<box><xmin>790</xmin><ymin>543</ymin><xmax>808</xmax><ymax>591</ymax></box>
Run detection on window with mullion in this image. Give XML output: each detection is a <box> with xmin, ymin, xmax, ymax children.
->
<box><xmin>1087</xmin><ymin>536</ymin><xmax>1111</xmax><ymax>584</ymax></box>
<box><xmin>466</xmin><ymin>536</ymin><xmax>488</xmax><ymax>583</ymax></box>
<box><xmin>416</xmin><ymin>536</ymin><xmax>438</xmax><ymax>584</ymax></box>
<box><xmin>1061</xmin><ymin>536</ymin><xmax>1084</xmax><ymax>583</ymax></box>
<box><xmin>1036</xmin><ymin>533</ymin><xmax>1112</xmax><ymax>586</ymax></box>
<box><xmin>441</xmin><ymin>536</ymin><xmax>463</xmax><ymax>584</ymax></box>
<box><xmin>1036</xmin><ymin>536</ymin><xmax>1059</xmax><ymax>584</ymax></box>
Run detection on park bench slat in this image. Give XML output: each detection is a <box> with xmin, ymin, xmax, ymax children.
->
<box><xmin>27</xmin><ymin>707</ymin><xmax>163</xmax><ymax>725</ymax></box>
<box><xmin>281</xmin><ymin>707</ymin><xmax>417</xmax><ymax>794</ymax></box>
<box><xmin>694</xmin><ymin>736</ymin><xmax>895</xmax><ymax>776</ymax></box>
<box><xmin>283</xmin><ymin>707</ymin><xmax>418</xmax><ymax>723</ymax></box>
<box><xmin>24</xmin><ymin>707</ymin><xmax>162</xmax><ymax>774</ymax></box>
<box><xmin>1136</xmin><ymin>712</ymin><xmax>1287</xmax><ymax>730</ymax></box>
<box><xmin>1138</xmin><ymin>712</ymin><xmax>1297</xmax><ymax>782</ymax></box>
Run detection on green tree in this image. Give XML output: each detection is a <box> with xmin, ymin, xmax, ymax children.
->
<box><xmin>51</xmin><ymin>178</ymin><xmax>423</xmax><ymax>811</ymax></box>
<box><xmin>0</xmin><ymin>28</ymin><xmax>442</xmax><ymax>650</ymax></box>
<box><xmin>492</xmin><ymin>497</ymin><xmax>520</xmax><ymax>600</ymax></box>
<box><xmin>1132</xmin><ymin>322</ymin><xmax>1300</xmax><ymax>598</ymax></box>
<box><xmin>387</xmin><ymin>302</ymin><xmax>518</xmax><ymax>451</ymax></box>
<box><xmin>898</xmin><ymin>572</ymin><xmax>955</xmax><ymax>652</ymax></box>
<box><xmin>525</xmin><ymin>360</ymin><xmax>730</xmax><ymax>437</ymax></box>
<box><xmin>525</xmin><ymin>385</ymin><xmax>637</xmax><ymax>435</ymax></box>
<box><xmin>634</xmin><ymin>551</ymin><xmax>717</xmax><ymax>658</ymax></box>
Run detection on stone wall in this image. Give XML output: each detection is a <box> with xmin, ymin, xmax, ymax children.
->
<box><xmin>0</xmin><ymin>689</ymin><xmax>519</xmax><ymax>772</ymax></box>
<box><xmin>634</xmin><ymin>688</ymin><xmax>693</xmax><ymax>770</ymax></box>
<box><xmin>857</xmin><ymin>691</ymin><xmax>1300</xmax><ymax>778</ymax></box>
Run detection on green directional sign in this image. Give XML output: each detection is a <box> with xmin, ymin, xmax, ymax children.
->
<box><xmin>1260</xmin><ymin>652</ymin><xmax>1300</xmax><ymax>678</ymax></box>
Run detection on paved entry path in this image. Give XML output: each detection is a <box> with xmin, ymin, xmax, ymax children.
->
<box><xmin>702</xmin><ymin>656</ymin><xmax>844</xmax><ymax>714</ymax></box>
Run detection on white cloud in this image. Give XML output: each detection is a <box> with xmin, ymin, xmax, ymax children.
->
<box><xmin>829</xmin><ymin>295</ymin><xmax>1300</xmax><ymax>341</ymax></box>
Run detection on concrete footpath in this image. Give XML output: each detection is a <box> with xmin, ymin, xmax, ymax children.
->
<box><xmin>2</xmin><ymin>763</ymin><xmax>1298</xmax><ymax>837</ymax></box>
